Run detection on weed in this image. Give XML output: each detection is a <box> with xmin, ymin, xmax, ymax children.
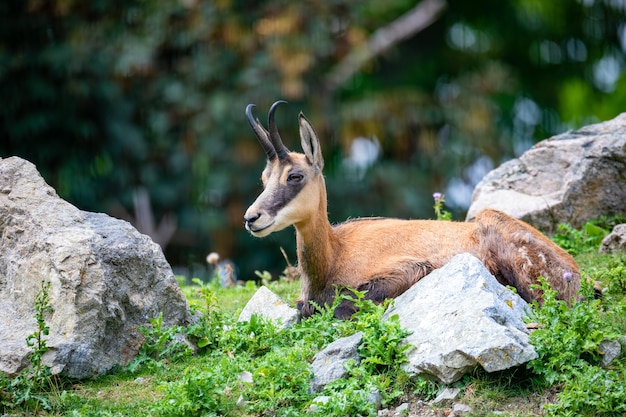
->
<box><xmin>551</xmin><ymin>222</ymin><xmax>607</xmax><ymax>255</ymax></box>
<box><xmin>551</xmin><ymin>216</ymin><xmax>624</xmax><ymax>256</ymax></box>
<box><xmin>432</xmin><ymin>192</ymin><xmax>452</xmax><ymax>221</ymax></box>
<box><xmin>313</xmin><ymin>370</ymin><xmax>382</xmax><ymax>416</ymax></box>
<box><xmin>543</xmin><ymin>364</ymin><xmax>626</xmax><ymax>416</ymax></box>
<box><xmin>342</xmin><ymin>290</ymin><xmax>410</xmax><ymax>374</ymax></box>
<box><xmin>586</xmin><ymin>255</ymin><xmax>626</xmax><ymax>296</ymax></box>
<box><xmin>152</xmin><ymin>315</ymin><xmax>314</xmax><ymax>417</ymax></box>
<box><xmin>27</xmin><ymin>281</ymin><xmax>55</xmax><ymax>382</ymax></box>
<box><xmin>528</xmin><ymin>277</ymin><xmax>613</xmax><ymax>383</ymax></box>
<box><xmin>127</xmin><ymin>312</ymin><xmax>192</xmax><ymax>372</ymax></box>
<box><xmin>0</xmin><ymin>280</ymin><xmax>61</xmax><ymax>413</ymax></box>
<box><xmin>411</xmin><ymin>376</ymin><xmax>441</xmax><ymax>401</ymax></box>
<box><xmin>185</xmin><ymin>278</ymin><xmax>231</xmax><ymax>352</ymax></box>
<box><xmin>220</xmin><ymin>313</ymin><xmax>283</xmax><ymax>357</ymax></box>
<box><xmin>255</xmin><ymin>269</ymin><xmax>273</xmax><ymax>286</ymax></box>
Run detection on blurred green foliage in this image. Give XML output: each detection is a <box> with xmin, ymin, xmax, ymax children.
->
<box><xmin>1</xmin><ymin>0</ymin><xmax>625</xmax><ymax>280</ymax></box>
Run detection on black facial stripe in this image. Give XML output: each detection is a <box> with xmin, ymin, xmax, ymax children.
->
<box><xmin>265</xmin><ymin>177</ymin><xmax>306</xmax><ymax>217</ymax></box>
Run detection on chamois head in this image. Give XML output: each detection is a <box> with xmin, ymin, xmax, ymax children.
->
<box><xmin>244</xmin><ymin>101</ymin><xmax>325</xmax><ymax>237</ymax></box>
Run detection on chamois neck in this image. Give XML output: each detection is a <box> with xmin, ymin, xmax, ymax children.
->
<box><xmin>294</xmin><ymin>182</ymin><xmax>335</xmax><ymax>293</ymax></box>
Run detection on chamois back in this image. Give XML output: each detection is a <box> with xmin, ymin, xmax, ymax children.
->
<box><xmin>471</xmin><ymin>209</ymin><xmax>580</xmax><ymax>304</ymax></box>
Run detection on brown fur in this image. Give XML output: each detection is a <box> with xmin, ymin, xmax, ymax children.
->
<box><xmin>470</xmin><ymin>209</ymin><xmax>580</xmax><ymax>304</ymax></box>
<box><xmin>244</xmin><ymin>105</ymin><xmax>581</xmax><ymax>319</ymax></box>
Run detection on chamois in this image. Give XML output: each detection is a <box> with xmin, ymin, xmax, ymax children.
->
<box><xmin>243</xmin><ymin>101</ymin><xmax>580</xmax><ymax>319</ymax></box>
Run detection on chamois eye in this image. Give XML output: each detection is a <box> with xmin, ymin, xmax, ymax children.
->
<box><xmin>287</xmin><ymin>173</ymin><xmax>304</xmax><ymax>184</ymax></box>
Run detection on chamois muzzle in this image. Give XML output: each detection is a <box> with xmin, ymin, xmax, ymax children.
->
<box><xmin>244</xmin><ymin>212</ymin><xmax>262</xmax><ymax>231</ymax></box>
<box><xmin>244</xmin><ymin>208</ymin><xmax>275</xmax><ymax>237</ymax></box>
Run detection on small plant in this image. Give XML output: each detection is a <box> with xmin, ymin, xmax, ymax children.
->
<box><xmin>220</xmin><ymin>313</ymin><xmax>282</xmax><ymax>357</ymax></box>
<box><xmin>185</xmin><ymin>278</ymin><xmax>231</xmax><ymax>352</ymax></box>
<box><xmin>411</xmin><ymin>375</ymin><xmax>441</xmax><ymax>401</ymax></box>
<box><xmin>543</xmin><ymin>364</ymin><xmax>626</xmax><ymax>416</ymax></box>
<box><xmin>551</xmin><ymin>217</ymin><xmax>625</xmax><ymax>255</ymax></box>
<box><xmin>342</xmin><ymin>290</ymin><xmax>410</xmax><ymax>375</ymax></box>
<box><xmin>432</xmin><ymin>192</ymin><xmax>452</xmax><ymax>221</ymax></box>
<box><xmin>551</xmin><ymin>221</ymin><xmax>608</xmax><ymax>255</ymax></box>
<box><xmin>1</xmin><ymin>280</ymin><xmax>59</xmax><ymax>412</ymax></box>
<box><xmin>254</xmin><ymin>269</ymin><xmax>273</xmax><ymax>286</ymax></box>
<box><xmin>241</xmin><ymin>345</ymin><xmax>312</xmax><ymax>414</ymax></box>
<box><xmin>27</xmin><ymin>281</ymin><xmax>55</xmax><ymax>386</ymax></box>
<box><xmin>127</xmin><ymin>312</ymin><xmax>192</xmax><ymax>372</ymax></box>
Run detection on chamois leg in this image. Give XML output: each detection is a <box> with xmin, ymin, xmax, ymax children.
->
<box><xmin>334</xmin><ymin>259</ymin><xmax>435</xmax><ymax>319</ymax></box>
<box><xmin>298</xmin><ymin>285</ymin><xmax>344</xmax><ymax>318</ymax></box>
<box><xmin>471</xmin><ymin>209</ymin><xmax>580</xmax><ymax>305</ymax></box>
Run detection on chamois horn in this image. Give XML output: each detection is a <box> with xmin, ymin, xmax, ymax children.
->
<box><xmin>268</xmin><ymin>100</ymin><xmax>289</xmax><ymax>160</ymax></box>
<box><xmin>245</xmin><ymin>104</ymin><xmax>276</xmax><ymax>161</ymax></box>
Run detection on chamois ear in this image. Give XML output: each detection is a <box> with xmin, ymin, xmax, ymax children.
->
<box><xmin>298</xmin><ymin>112</ymin><xmax>324</xmax><ymax>170</ymax></box>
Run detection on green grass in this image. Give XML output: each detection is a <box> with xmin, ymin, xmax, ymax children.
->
<box><xmin>179</xmin><ymin>273</ymin><xmax>301</xmax><ymax>316</ymax></box>
<box><xmin>2</xmin><ymin>220</ymin><xmax>626</xmax><ymax>417</ymax></box>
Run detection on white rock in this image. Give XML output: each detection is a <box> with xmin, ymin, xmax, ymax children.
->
<box><xmin>395</xmin><ymin>402</ymin><xmax>410</xmax><ymax>415</ymax></box>
<box><xmin>308</xmin><ymin>395</ymin><xmax>330</xmax><ymax>412</ymax></box>
<box><xmin>450</xmin><ymin>403</ymin><xmax>473</xmax><ymax>416</ymax></box>
<box><xmin>237</xmin><ymin>286</ymin><xmax>299</xmax><ymax>329</ymax></box>
<box><xmin>238</xmin><ymin>370</ymin><xmax>253</xmax><ymax>383</ymax></box>
<box><xmin>384</xmin><ymin>253</ymin><xmax>537</xmax><ymax>384</ymax></box>
<box><xmin>600</xmin><ymin>224</ymin><xmax>626</xmax><ymax>254</ymax></box>
<box><xmin>309</xmin><ymin>332</ymin><xmax>363</xmax><ymax>393</ymax></box>
<box><xmin>432</xmin><ymin>387</ymin><xmax>460</xmax><ymax>404</ymax></box>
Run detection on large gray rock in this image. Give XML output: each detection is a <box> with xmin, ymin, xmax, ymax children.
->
<box><xmin>384</xmin><ymin>253</ymin><xmax>537</xmax><ymax>384</ymax></box>
<box><xmin>238</xmin><ymin>286</ymin><xmax>299</xmax><ymax>329</ymax></box>
<box><xmin>600</xmin><ymin>224</ymin><xmax>626</xmax><ymax>254</ymax></box>
<box><xmin>0</xmin><ymin>156</ymin><xmax>191</xmax><ymax>379</ymax></box>
<box><xmin>467</xmin><ymin>114</ymin><xmax>626</xmax><ymax>231</ymax></box>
